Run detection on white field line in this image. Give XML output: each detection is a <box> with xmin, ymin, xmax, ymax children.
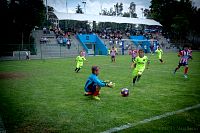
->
<box><xmin>101</xmin><ymin>104</ymin><xmax>200</xmax><ymax>133</ymax></box>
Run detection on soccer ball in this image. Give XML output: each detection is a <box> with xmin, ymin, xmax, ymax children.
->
<box><xmin>121</xmin><ymin>88</ymin><xmax>129</xmax><ymax>97</ymax></box>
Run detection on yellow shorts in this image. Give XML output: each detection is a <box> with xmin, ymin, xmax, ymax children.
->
<box><xmin>132</xmin><ymin>68</ymin><xmax>145</xmax><ymax>77</ymax></box>
<box><xmin>76</xmin><ymin>63</ymin><xmax>83</xmax><ymax>68</ymax></box>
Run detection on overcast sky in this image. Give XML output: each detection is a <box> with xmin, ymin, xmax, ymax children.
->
<box><xmin>46</xmin><ymin>0</ymin><xmax>200</xmax><ymax>18</ymax></box>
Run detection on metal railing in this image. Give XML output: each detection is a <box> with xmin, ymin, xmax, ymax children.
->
<box><xmin>0</xmin><ymin>43</ymin><xmax>81</xmax><ymax>61</ymax></box>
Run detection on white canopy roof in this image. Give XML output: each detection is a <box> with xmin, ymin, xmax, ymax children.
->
<box><xmin>54</xmin><ymin>12</ymin><xmax>162</xmax><ymax>26</ymax></box>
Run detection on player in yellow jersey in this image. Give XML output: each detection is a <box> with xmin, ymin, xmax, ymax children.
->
<box><xmin>131</xmin><ymin>49</ymin><xmax>150</xmax><ymax>84</ymax></box>
<box><xmin>155</xmin><ymin>47</ymin><xmax>164</xmax><ymax>63</ymax></box>
<box><xmin>75</xmin><ymin>52</ymin><xmax>87</xmax><ymax>73</ymax></box>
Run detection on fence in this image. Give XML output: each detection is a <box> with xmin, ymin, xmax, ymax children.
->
<box><xmin>0</xmin><ymin>43</ymin><xmax>81</xmax><ymax>61</ymax></box>
<box><xmin>0</xmin><ymin>39</ymin><xmax>180</xmax><ymax>61</ymax></box>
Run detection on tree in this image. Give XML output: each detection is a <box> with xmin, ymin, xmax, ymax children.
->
<box><xmin>149</xmin><ymin>0</ymin><xmax>198</xmax><ymax>42</ymax></box>
<box><xmin>143</xmin><ymin>9</ymin><xmax>151</xmax><ymax>18</ymax></box>
<box><xmin>190</xmin><ymin>7</ymin><xmax>200</xmax><ymax>35</ymax></box>
<box><xmin>47</xmin><ymin>6</ymin><xmax>59</xmax><ymax>28</ymax></box>
<box><xmin>48</xmin><ymin>6</ymin><xmax>54</xmax><ymax>12</ymax></box>
<box><xmin>0</xmin><ymin>0</ymin><xmax>45</xmax><ymax>55</ymax></box>
<box><xmin>0</xmin><ymin>0</ymin><xmax>9</xmax><ymax>44</ymax></box>
<box><xmin>101</xmin><ymin>8</ymin><xmax>109</xmax><ymax>16</ymax></box>
<box><xmin>76</xmin><ymin>4</ymin><xmax>83</xmax><ymax>14</ymax></box>
<box><xmin>118</xmin><ymin>3</ymin><xmax>123</xmax><ymax>16</ymax></box>
<box><xmin>171</xmin><ymin>14</ymin><xmax>190</xmax><ymax>41</ymax></box>
<box><xmin>129</xmin><ymin>2</ymin><xmax>137</xmax><ymax>18</ymax></box>
<box><xmin>100</xmin><ymin>7</ymin><xmax>116</xmax><ymax>16</ymax></box>
<box><xmin>113</xmin><ymin>2</ymin><xmax>123</xmax><ymax>16</ymax></box>
<box><xmin>114</xmin><ymin>3</ymin><xmax>118</xmax><ymax>16</ymax></box>
<box><xmin>109</xmin><ymin>7</ymin><xmax>115</xmax><ymax>16</ymax></box>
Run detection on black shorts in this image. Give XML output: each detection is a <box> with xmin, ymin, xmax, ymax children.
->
<box><xmin>111</xmin><ymin>56</ymin><xmax>115</xmax><ymax>58</ymax></box>
<box><xmin>178</xmin><ymin>62</ymin><xmax>188</xmax><ymax>66</ymax></box>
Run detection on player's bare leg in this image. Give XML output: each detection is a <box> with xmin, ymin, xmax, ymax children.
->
<box><xmin>93</xmin><ymin>86</ymin><xmax>101</xmax><ymax>100</ymax></box>
<box><xmin>174</xmin><ymin>65</ymin><xmax>180</xmax><ymax>74</ymax></box>
<box><xmin>184</xmin><ymin>65</ymin><xmax>188</xmax><ymax>78</ymax></box>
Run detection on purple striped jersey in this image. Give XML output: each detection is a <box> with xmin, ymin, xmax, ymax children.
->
<box><xmin>179</xmin><ymin>50</ymin><xmax>190</xmax><ymax>64</ymax></box>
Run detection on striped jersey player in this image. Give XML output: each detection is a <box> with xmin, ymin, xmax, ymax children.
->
<box><xmin>174</xmin><ymin>45</ymin><xmax>191</xmax><ymax>78</ymax></box>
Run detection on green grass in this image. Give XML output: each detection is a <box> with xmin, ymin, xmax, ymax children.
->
<box><xmin>0</xmin><ymin>52</ymin><xmax>200</xmax><ymax>133</ymax></box>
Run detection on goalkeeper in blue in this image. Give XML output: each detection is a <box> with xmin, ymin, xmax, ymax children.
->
<box><xmin>84</xmin><ymin>66</ymin><xmax>114</xmax><ymax>100</ymax></box>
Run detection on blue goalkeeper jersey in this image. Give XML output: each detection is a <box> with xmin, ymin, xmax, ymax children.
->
<box><xmin>84</xmin><ymin>74</ymin><xmax>106</xmax><ymax>92</ymax></box>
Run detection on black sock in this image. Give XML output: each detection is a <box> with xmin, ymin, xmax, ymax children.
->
<box><xmin>137</xmin><ymin>75</ymin><xmax>141</xmax><ymax>82</ymax></box>
<box><xmin>133</xmin><ymin>76</ymin><xmax>137</xmax><ymax>84</ymax></box>
<box><xmin>75</xmin><ymin>68</ymin><xmax>78</xmax><ymax>71</ymax></box>
<box><xmin>175</xmin><ymin>66</ymin><xmax>180</xmax><ymax>72</ymax></box>
<box><xmin>76</xmin><ymin>68</ymin><xmax>81</xmax><ymax>72</ymax></box>
<box><xmin>159</xmin><ymin>59</ymin><xmax>163</xmax><ymax>63</ymax></box>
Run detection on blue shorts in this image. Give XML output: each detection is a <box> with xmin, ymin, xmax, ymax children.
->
<box><xmin>85</xmin><ymin>84</ymin><xmax>97</xmax><ymax>93</ymax></box>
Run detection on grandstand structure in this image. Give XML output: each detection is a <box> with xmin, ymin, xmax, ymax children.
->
<box><xmin>29</xmin><ymin>31</ymin><xmax>175</xmax><ymax>59</ymax></box>
<box><xmin>0</xmin><ymin>12</ymin><xmax>178</xmax><ymax>60</ymax></box>
<box><xmin>29</xmin><ymin>13</ymin><xmax>164</xmax><ymax>58</ymax></box>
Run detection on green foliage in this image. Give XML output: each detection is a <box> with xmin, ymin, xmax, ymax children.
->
<box><xmin>9</xmin><ymin>0</ymin><xmax>45</xmax><ymax>35</ymax></box>
<box><xmin>99</xmin><ymin>2</ymin><xmax>137</xmax><ymax>18</ymax></box>
<box><xmin>0</xmin><ymin>0</ymin><xmax>9</xmax><ymax>44</ymax></box>
<box><xmin>143</xmin><ymin>9</ymin><xmax>151</xmax><ymax>18</ymax></box>
<box><xmin>0</xmin><ymin>0</ymin><xmax>45</xmax><ymax>55</ymax></box>
<box><xmin>150</xmin><ymin>0</ymin><xmax>200</xmax><ymax>41</ymax></box>
<box><xmin>100</xmin><ymin>2</ymin><xmax>123</xmax><ymax>16</ymax></box>
<box><xmin>129</xmin><ymin>2</ymin><xmax>137</xmax><ymax>18</ymax></box>
<box><xmin>190</xmin><ymin>8</ymin><xmax>200</xmax><ymax>35</ymax></box>
<box><xmin>0</xmin><ymin>52</ymin><xmax>199</xmax><ymax>132</ymax></box>
<box><xmin>171</xmin><ymin>14</ymin><xmax>190</xmax><ymax>41</ymax></box>
<box><xmin>76</xmin><ymin>4</ymin><xmax>83</xmax><ymax>14</ymax></box>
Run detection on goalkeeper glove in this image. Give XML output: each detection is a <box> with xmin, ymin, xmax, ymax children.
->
<box><xmin>107</xmin><ymin>82</ymin><xmax>115</xmax><ymax>88</ymax></box>
<box><xmin>103</xmin><ymin>80</ymin><xmax>110</xmax><ymax>83</ymax></box>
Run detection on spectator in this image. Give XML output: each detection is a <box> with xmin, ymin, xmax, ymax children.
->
<box><xmin>43</xmin><ymin>27</ymin><xmax>47</xmax><ymax>34</ymax></box>
<box><xmin>167</xmin><ymin>38</ymin><xmax>170</xmax><ymax>43</ymax></box>
<box><xmin>150</xmin><ymin>44</ymin><xmax>154</xmax><ymax>54</ymax></box>
<box><xmin>25</xmin><ymin>51</ymin><xmax>30</xmax><ymax>60</ymax></box>
<box><xmin>44</xmin><ymin>37</ymin><xmax>48</xmax><ymax>44</ymax></box>
<box><xmin>109</xmin><ymin>39</ymin><xmax>113</xmax><ymax>46</ymax></box>
<box><xmin>144</xmin><ymin>45</ymin><xmax>148</xmax><ymax>53</ymax></box>
<box><xmin>67</xmin><ymin>39</ymin><xmax>71</xmax><ymax>49</ymax></box>
<box><xmin>81</xmin><ymin>50</ymin><xmax>86</xmax><ymax>57</ymax></box>
<box><xmin>63</xmin><ymin>37</ymin><xmax>67</xmax><ymax>46</ymax></box>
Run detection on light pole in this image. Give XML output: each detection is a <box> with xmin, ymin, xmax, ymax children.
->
<box><xmin>44</xmin><ymin>0</ymin><xmax>48</xmax><ymax>28</ymax></box>
<box><xmin>46</xmin><ymin>0</ymin><xmax>48</xmax><ymax>20</ymax></box>
<box><xmin>100</xmin><ymin>2</ymin><xmax>102</xmax><ymax>15</ymax></box>
<box><xmin>66</xmin><ymin>0</ymin><xmax>68</xmax><ymax>13</ymax></box>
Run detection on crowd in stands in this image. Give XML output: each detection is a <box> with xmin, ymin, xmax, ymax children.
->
<box><xmin>54</xmin><ymin>28</ymin><xmax>72</xmax><ymax>49</ymax></box>
<box><xmin>42</xmin><ymin>26</ymin><xmax>72</xmax><ymax>49</ymax></box>
<box><xmin>98</xmin><ymin>29</ymin><xmax>123</xmax><ymax>40</ymax></box>
<box><xmin>41</xmin><ymin>25</ymin><xmax>167</xmax><ymax>52</ymax></box>
<box><xmin>40</xmin><ymin>37</ymin><xmax>49</xmax><ymax>44</ymax></box>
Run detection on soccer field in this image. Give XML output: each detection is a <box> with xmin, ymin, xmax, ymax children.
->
<box><xmin>0</xmin><ymin>52</ymin><xmax>200</xmax><ymax>133</ymax></box>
